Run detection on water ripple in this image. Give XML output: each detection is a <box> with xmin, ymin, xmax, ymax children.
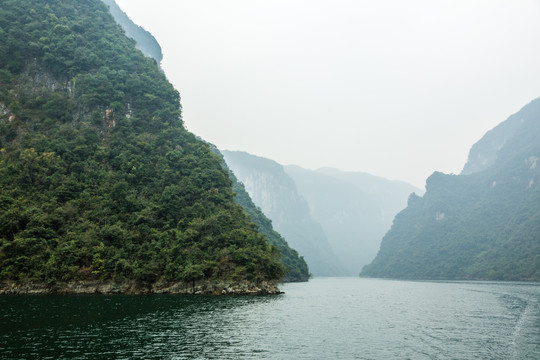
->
<box><xmin>1</xmin><ymin>279</ymin><xmax>539</xmax><ymax>359</ymax></box>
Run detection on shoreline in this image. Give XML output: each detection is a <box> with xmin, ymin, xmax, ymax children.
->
<box><xmin>0</xmin><ymin>279</ymin><xmax>283</xmax><ymax>295</ymax></box>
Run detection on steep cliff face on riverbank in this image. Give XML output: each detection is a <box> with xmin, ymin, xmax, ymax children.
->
<box><xmin>0</xmin><ymin>0</ymin><xmax>285</xmax><ymax>291</ymax></box>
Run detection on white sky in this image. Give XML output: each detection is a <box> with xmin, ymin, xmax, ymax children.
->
<box><xmin>115</xmin><ymin>0</ymin><xmax>540</xmax><ymax>188</ymax></box>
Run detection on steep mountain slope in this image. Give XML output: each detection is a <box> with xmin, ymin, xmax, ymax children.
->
<box><xmin>101</xmin><ymin>0</ymin><xmax>163</xmax><ymax>64</ymax></box>
<box><xmin>362</xmin><ymin>98</ymin><xmax>540</xmax><ymax>281</ymax></box>
<box><xmin>222</xmin><ymin>151</ymin><xmax>347</xmax><ymax>276</ymax></box>
<box><xmin>0</xmin><ymin>0</ymin><xmax>284</xmax><ymax>293</ymax></box>
<box><xmin>285</xmin><ymin>166</ymin><xmax>420</xmax><ymax>274</ymax></box>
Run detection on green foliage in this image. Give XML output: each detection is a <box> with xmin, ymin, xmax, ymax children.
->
<box><xmin>0</xmin><ymin>0</ymin><xmax>285</xmax><ymax>285</ymax></box>
<box><xmin>362</xmin><ymin>99</ymin><xmax>540</xmax><ymax>281</ymax></box>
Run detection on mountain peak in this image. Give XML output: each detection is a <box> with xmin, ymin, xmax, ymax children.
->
<box><xmin>462</xmin><ymin>97</ymin><xmax>540</xmax><ymax>175</ymax></box>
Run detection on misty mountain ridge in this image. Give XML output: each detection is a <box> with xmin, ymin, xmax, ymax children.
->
<box><xmin>223</xmin><ymin>150</ymin><xmax>420</xmax><ymax>276</ymax></box>
<box><xmin>101</xmin><ymin>0</ymin><xmax>163</xmax><ymax>64</ymax></box>
<box><xmin>363</xmin><ymin>97</ymin><xmax>540</xmax><ymax>281</ymax></box>
<box><xmin>207</xmin><ymin>146</ymin><xmax>310</xmax><ymax>282</ymax></box>
<box><xmin>222</xmin><ymin>150</ymin><xmax>347</xmax><ymax>276</ymax></box>
<box><xmin>284</xmin><ymin>165</ymin><xmax>421</xmax><ymax>274</ymax></box>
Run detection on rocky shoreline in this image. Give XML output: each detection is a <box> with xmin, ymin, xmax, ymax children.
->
<box><xmin>0</xmin><ymin>280</ymin><xmax>283</xmax><ymax>295</ymax></box>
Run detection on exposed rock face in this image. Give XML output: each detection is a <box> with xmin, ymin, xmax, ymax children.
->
<box><xmin>0</xmin><ymin>102</ymin><xmax>9</xmax><ymax>118</ymax></box>
<box><xmin>28</xmin><ymin>68</ymin><xmax>75</xmax><ymax>94</ymax></box>
<box><xmin>0</xmin><ymin>280</ymin><xmax>282</xmax><ymax>295</ymax></box>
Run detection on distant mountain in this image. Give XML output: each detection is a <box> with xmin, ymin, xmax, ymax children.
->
<box><xmin>222</xmin><ymin>151</ymin><xmax>347</xmax><ymax>276</ymax></box>
<box><xmin>228</xmin><ymin>171</ymin><xmax>310</xmax><ymax>282</ymax></box>
<box><xmin>362</xmin><ymin>98</ymin><xmax>540</xmax><ymax>281</ymax></box>
<box><xmin>102</xmin><ymin>0</ymin><xmax>163</xmax><ymax>64</ymax></box>
<box><xmin>206</xmin><ymin>148</ymin><xmax>309</xmax><ymax>281</ymax></box>
<box><xmin>284</xmin><ymin>166</ymin><xmax>421</xmax><ymax>275</ymax></box>
<box><xmin>461</xmin><ymin>100</ymin><xmax>540</xmax><ymax>175</ymax></box>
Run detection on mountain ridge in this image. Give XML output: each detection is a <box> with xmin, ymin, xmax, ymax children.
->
<box><xmin>101</xmin><ymin>0</ymin><xmax>163</xmax><ymax>64</ymax></box>
<box><xmin>222</xmin><ymin>150</ymin><xmax>347</xmax><ymax>276</ymax></box>
<box><xmin>362</xmin><ymin>97</ymin><xmax>540</xmax><ymax>281</ymax></box>
<box><xmin>284</xmin><ymin>164</ymin><xmax>421</xmax><ymax>274</ymax></box>
<box><xmin>223</xmin><ymin>150</ymin><xmax>420</xmax><ymax>275</ymax></box>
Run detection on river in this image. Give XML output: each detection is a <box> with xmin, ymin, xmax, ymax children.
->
<box><xmin>1</xmin><ymin>277</ymin><xmax>539</xmax><ymax>359</ymax></box>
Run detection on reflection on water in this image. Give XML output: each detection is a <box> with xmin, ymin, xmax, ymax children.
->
<box><xmin>1</xmin><ymin>278</ymin><xmax>539</xmax><ymax>359</ymax></box>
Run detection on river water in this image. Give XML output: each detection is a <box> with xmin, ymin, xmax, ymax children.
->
<box><xmin>1</xmin><ymin>277</ymin><xmax>539</xmax><ymax>359</ymax></box>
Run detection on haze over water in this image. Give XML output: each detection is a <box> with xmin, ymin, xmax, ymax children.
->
<box><xmin>1</xmin><ymin>278</ymin><xmax>539</xmax><ymax>359</ymax></box>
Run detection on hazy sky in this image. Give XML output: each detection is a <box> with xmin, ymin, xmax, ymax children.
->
<box><xmin>115</xmin><ymin>0</ymin><xmax>540</xmax><ymax>188</ymax></box>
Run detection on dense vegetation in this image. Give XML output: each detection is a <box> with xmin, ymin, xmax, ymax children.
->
<box><xmin>0</xmin><ymin>0</ymin><xmax>285</xmax><ymax>286</ymax></box>
<box><xmin>362</xmin><ymin>98</ymin><xmax>540</xmax><ymax>281</ymax></box>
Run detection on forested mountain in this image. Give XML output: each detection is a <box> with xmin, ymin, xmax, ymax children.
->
<box><xmin>0</xmin><ymin>0</ymin><xmax>285</xmax><ymax>293</ymax></box>
<box><xmin>362</xmin><ymin>98</ymin><xmax>540</xmax><ymax>281</ymax></box>
<box><xmin>222</xmin><ymin>151</ymin><xmax>347</xmax><ymax>276</ymax></box>
<box><xmin>101</xmin><ymin>0</ymin><xmax>163</xmax><ymax>64</ymax></box>
<box><xmin>284</xmin><ymin>166</ymin><xmax>420</xmax><ymax>275</ymax></box>
<box><xmin>106</xmin><ymin>0</ymin><xmax>307</xmax><ymax>283</ymax></box>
